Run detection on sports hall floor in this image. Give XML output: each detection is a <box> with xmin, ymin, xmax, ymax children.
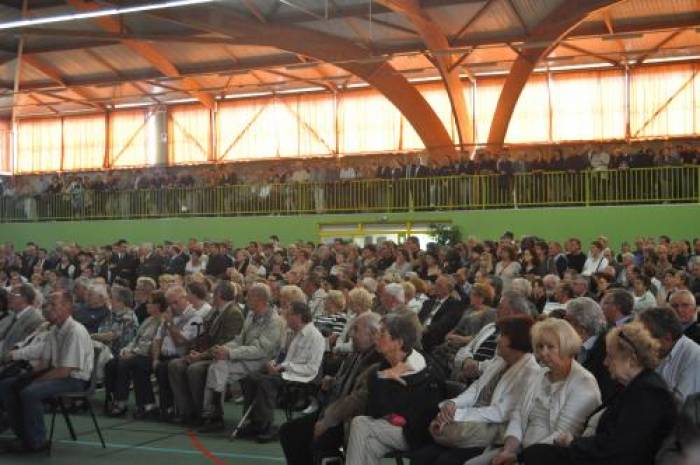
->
<box><xmin>0</xmin><ymin>394</ymin><xmax>286</xmax><ymax>465</ymax></box>
<box><xmin>0</xmin><ymin>393</ymin><xmax>399</xmax><ymax>465</ymax></box>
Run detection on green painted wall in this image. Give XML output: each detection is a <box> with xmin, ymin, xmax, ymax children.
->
<box><xmin>0</xmin><ymin>204</ymin><xmax>698</xmax><ymax>249</ymax></box>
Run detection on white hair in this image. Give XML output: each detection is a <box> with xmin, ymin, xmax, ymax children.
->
<box><xmin>88</xmin><ymin>283</ymin><xmax>109</xmax><ymax>302</ymax></box>
<box><xmin>361</xmin><ymin>277</ymin><xmax>378</xmax><ymax>294</ymax></box>
<box><xmin>566</xmin><ymin>297</ymin><xmax>606</xmax><ymax>336</ymax></box>
<box><xmin>383</xmin><ymin>283</ymin><xmax>405</xmax><ymax>305</ymax></box>
<box><xmin>511</xmin><ymin>278</ymin><xmax>532</xmax><ymax>297</ymax></box>
<box><xmin>542</xmin><ymin>274</ymin><xmax>560</xmax><ymax>290</ymax></box>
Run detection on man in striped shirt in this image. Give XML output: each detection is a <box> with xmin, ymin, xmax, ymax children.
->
<box><xmin>452</xmin><ymin>291</ymin><xmax>536</xmax><ymax>382</ymax></box>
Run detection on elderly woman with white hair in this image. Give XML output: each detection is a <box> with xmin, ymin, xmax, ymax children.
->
<box><xmin>523</xmin><ymin>322</ymin><xmax>677</xmax><ymax>465</ymax></box>
<box><xmin>345</xmin><ymin>314</ymin><xmax>442</xmax><ymax>465</ymax></box>
<box><xmin>467</xmin><ymin>318</ymin><xmax>601</xmax><ymax>465</ymax></box>
<box><xmin>510</xmin><ymin>278</ymin><xmax>532</xmax><ymax>299</ymax></box>
<box><xmin>74</xmin><ymin>283</ymin><xmax>111</xmax><ymax>333</ymax></box>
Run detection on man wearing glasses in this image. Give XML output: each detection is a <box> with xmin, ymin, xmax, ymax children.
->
<box><xmin>0</xmin><ymin>290</ymin><xmax>93</xmax><ymax>453</ymax></box>
<box><xmin>669</xmin><ymin>290</ymin><xmax>700</xmax><ymax>345</ymax></box>
<box><xmin>639</xmin><ymin>307</ymin><xmax>700</xmax><ymax>402</ymax></box>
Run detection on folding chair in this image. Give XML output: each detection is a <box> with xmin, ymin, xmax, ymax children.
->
<box><xmin>48</xmin><ymin>347</ymin><xmax>106</xmax><ymax>454</ymax></box>
<box><xmin>278</xmin><ymin>380</ymin><xmax>320</xmax><ymax>421</ymax></box>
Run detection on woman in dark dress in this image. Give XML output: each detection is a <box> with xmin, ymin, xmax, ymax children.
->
<box><xmin>523</xmin><ymin>322</ymin><xmax>677</xmax><ymax>465</ymax></box>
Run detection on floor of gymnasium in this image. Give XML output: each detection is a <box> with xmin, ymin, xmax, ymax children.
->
<box><xmin>0</xmin><ymin>392</ymin><xmax>402</xmax><ymax>465</ymax></box>
<box><xmin>0</xmin><ymin>393</ymin><xmax>287</xmax><ymax>465</ymax></box>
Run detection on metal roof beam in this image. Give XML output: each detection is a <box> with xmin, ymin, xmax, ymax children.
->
<box><xmin>154</xmin><ymin>5</ymin><xmax>456</xmax><ymax>158</ymax></box>
<box><xmin>376</xmin><ymin>0</ymin><xmax>473</xmax><ymax>146</ymax></box>
<box><xmin>65</xmin><ymin>0</ymin><xmax>215</xmax><ymax>109</ymax></box>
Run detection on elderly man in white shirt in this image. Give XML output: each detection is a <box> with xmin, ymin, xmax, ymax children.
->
<box><xmin>0</xmin><ymin>290</ymin><xmax>93</xmax><ymax>453</ymax></box>
<box><xmin>237</xmin><ymin>300</ymin><xmax>325</xmax><ymax>442</ymax></box>
<box><xmin>639</xmin><ymin>307</ymin><xmax>700</xmax><ymax>402</ymax></box>
<box><xmin>152</xmin><ymin>285</ymin><xmax>203</xmax><ymax>418</ymax></box>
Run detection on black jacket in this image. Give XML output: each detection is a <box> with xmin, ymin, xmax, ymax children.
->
<box><xmin>138</xmin><ymin>253</ymin><xmax>165</xmax><ymax>281</ymax></box>
<box><xmin>569</xmin><ymin>369</ymin><xmax>677</xmax><ymax>465</ymax></box>
<box><xmin>418</xmin><ymin>297</ymin><xmax>464</xmax><ymax>352</ymax></box>
<box><xmin>112</xmin><ymin>252</ymin><xmax>139</xmax><ymax>285</ymax></box>
<box><xmin>164</xmin><ymin>253</ymin><xmax>188</xmax><ymax>275</ymax></box>
<box><xmin>365</xmin><ymin>353</ymin><xmax>443</xmax><ymax>450</ymax></box>
<box><xmin>683</xmin><ymin>321</ymin><xmax>700</xmax><ymax>346</ymax></box>
<box><xmin>206</xmin><ymin>254</ymin><xmax>234</xmax><ymax>278</ymax></box>
<box><xmin>566</xmin><ymin>252</ymin><xmax>587</xmax><ymax>274</ymax></box>
<box><xmin>583</xmin><ymin>332</ymin><xmax>620</xmax><ymax>404</ymax></box>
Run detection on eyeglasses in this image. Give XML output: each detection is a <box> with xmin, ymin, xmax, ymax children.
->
<box><xmin>618</xmin><ymin>330</ymin><xmax>638</xmax><ymax>355</ymax></box>
<box><xmin>670</xmin><ymin>302</ymin><xmax>693</xmax><ymax>309</ymax></box>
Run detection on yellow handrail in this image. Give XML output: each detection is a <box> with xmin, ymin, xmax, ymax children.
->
<box><xmin>1</xmin><ymin>166</ymin><xmax>698</xmax><ymax>222</ymax></box>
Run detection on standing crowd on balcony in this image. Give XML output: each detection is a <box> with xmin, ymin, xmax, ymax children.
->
<box><xmin>0</xmin><ymin>231</ymin><xmax>699</xmax><ymax>463</ymax></box>
<box><xmin>0</xmin><ymin>140</ymin><xmax>698</xmax><ymax>220</ymax></box>
<box><xmin>0</xmin><ymin>140</ymin><xmax>698</xmax><ymax>198</ymax></box>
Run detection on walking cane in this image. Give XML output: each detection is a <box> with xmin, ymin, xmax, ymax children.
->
<box><xmin>230</xmin><ymin>399</ymin><xmax>256</xmax><ymax>440</ymax></box>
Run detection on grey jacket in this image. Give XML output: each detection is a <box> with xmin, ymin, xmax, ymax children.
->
<box><xmin>1</xmin><ymin>307</ymin><xmax>44</xmax><ymax>356</ymax></box>
<box><xmin>225</xmin><ymin>307</ymin><xmax>285</xmax><ymax>362</ymax></box>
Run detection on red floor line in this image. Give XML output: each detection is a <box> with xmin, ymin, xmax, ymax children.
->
<box><xmin>187</xmin><ymin>430</ymin><xmax>229</xmax><ymax>465</ymax></box>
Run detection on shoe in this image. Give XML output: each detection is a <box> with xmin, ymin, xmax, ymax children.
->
<box><xmin>197</xmin><ymin>417</ymin><xmax>225</xmax><ymax>434</ymax></box>
<box><xmin>234</xmin><ymin>422</ymin><xmax>261</xmax><ymax>438</ymax></box>
<box><xmin>107</xmin><ymin>405</ymin><xmax>128</xmax><ymax>417</ymax></box>
<box><xmin>132</xmin><ymin>407</ymin><xmax>160</xmax><ymax>421</ymax></box>
<box><xmin>233</xmin><ymin>395</ymin><xmax>244</xmax><ymax>404</ymax></box>
<box><xmin>2</xmin><ymin>439</ymin><xmax>49</xmax><ymax>454</ymax></box>
<box><xmin>301</xmin><ymin>398</ymin><xmax>319</xmax><ymax>415</ymax></box>
<box><xmin>255</xmin><ymin>426</ymin><xmax>279</xmax><ymax>444</ymax></box>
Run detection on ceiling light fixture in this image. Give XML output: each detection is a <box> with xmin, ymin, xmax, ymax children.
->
<box><xmin>0</xmin><ymin>0</ymin><xmax>214</xmax><ymax>31</ymax></box>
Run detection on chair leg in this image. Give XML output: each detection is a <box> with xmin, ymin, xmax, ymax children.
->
<box><xmin>86</xmin><ymin>401</ymin><xmax>106</xmax><ymax>449</ymax></box>
<box><xmin>59</xmin><ymin>399</ymin><xmax>77</xmax><ymax>441</ymax></box>
<box><xmin>48</xmin><ymin>407</ymin><xmax>57</xmax><ymax>456</ymax></box>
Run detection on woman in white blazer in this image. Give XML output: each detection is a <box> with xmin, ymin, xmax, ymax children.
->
<box><xmin>411</xmin><ymin>316</ymin><xmax>541</xmax><ymax>465</ymax></box>
<box><xmin>468</xmin><ymin>318</ymin><xmax>601</xmax><ymax>465</ymax></box>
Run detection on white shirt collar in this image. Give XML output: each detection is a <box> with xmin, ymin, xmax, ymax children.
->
<box><xmin>582</xmin><ymin>334</ymin><xmax>598</xmax><ymax>351</ymax></box>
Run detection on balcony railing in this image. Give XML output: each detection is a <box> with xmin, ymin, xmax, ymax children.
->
<box><xmin>1</xmin><ymin>166</ymin><xmax>698</xmax><ymax>222</ymax></box>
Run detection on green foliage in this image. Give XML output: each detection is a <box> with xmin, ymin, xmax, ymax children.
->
<box><xmin>429</xmin><ymin>223</ymin><xmax>461</xmax><ymax>246</ymax></box>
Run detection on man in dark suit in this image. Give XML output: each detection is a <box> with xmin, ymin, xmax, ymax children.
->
<box><xmin>164</xmin><ymin>243</ymin><xmax>188</xmax><ymax>276</ymax></box>
<box><xmin>137</xmin><ymin>243</ymin><xmax>165</xmax><ymax>282</ymax></box>
<box><xmin>566</xmin><ymin>238</ymin><xmax>587</xmax><ymax>274</ymax></box>
<box><xmin>205</xmin><ymin>243</ymin><xmax>233</xmax><ymax>278</ymax></box>
<box><xmin>418</xmin><ymin>275</ymin><xmax>465</xmax><ymax>352</ymax></box>
<box><xmin>168</xmin><ymin>281</ymin><xmax>244</xmax><ymax>425</ymax></box>
<box><xmin>111</xmin><ymin>239</ymin><xmax>139</xmax><ymax>287</ymax></box>
<box><xmin>20</xmin><ymin>243</ymin><xmax>38</xmax><ymax>279</ymax></box>
<box><xmin>565</xmin><ymin>296</ymin><xmax>619</xmax><ymax>403</ymax></box>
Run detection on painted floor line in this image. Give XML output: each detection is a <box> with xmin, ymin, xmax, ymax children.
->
<box><xmin>57</xmin><ymin>439</ymin><xmax>285</xmax><ymax>462</ymax></box>
<box><xmin>187</xmin><ymin>431</ymin><xmax>229</xmax><ymax>465</ymax></box>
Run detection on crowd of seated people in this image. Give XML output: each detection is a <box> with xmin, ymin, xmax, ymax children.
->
<box><xmin>1</xmin><ymin>140</ymin><xmax>698</xmax><ymax>200</ymax></box>
<box><xmin>0</xmin><ymin>231</ymin><xmax>699</xmax><ymax>463</ymax></box>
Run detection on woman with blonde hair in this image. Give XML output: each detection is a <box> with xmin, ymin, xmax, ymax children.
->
<box><xmin>523</xmin><ymin>322</ymin><xmax>677</xmax><ymax>465</ymax></box>
<box><xmin>408</xmin><ymin>276</ymin><xmax>429</xmax><ymax>312</ymax></box>
<box><xmin>470</xmin><ymin>318</ymin><xmax>601</xmax><ymax>465</ymax></box>
<box><xmin>333</xmin><ymin>286</ymin><xmax>374</xmax><ymax>355</ymax></box>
